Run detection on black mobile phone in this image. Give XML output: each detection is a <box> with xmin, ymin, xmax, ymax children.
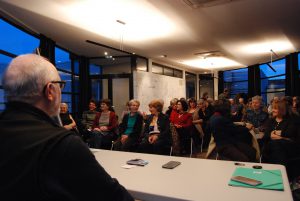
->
<box><xmin>162</xmin><ymin>161</ymin><xmax>181</xmax><ymax>169</ymax></box>
<box><xmin>231</xmin><ymin>176</ymin><xmax>262</xmax><ymax>186</ymax></box>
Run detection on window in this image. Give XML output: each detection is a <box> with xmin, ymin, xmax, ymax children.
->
<box><xmin>174</xmin><ymin>69</ymin><xmax>183</xmax><ymax>78</ymax></box>
<box><xmin>0</xmin><ymin>19</ymin><xmax>39</xmax><ymax>112</ymax></box>
<box><xmin>136</xmin><ymin>57</ymin><xmax>147</xmax><ymax>71</ymax></box>
<box><xmin>0</xmin><ymin>19</ymin><xmax>39</xmax><ymax>56</ymax></box>
<box><xmin>0</xmin><ymin>54</ymin><xmax>13</xmax><ymax>84</ymax></box>
<box><xmin>186</xmin><ymin>72</ymin><xmax>196</xmax><ymax>99</ymax></box>
<box><xmin>55</xmin><ymin>47</ymin><xmax>71</xmax><ymax>72</ymax></box>
<box><xmin>260</xmin><ymin>58</ymin><xmax>286</xmax><ymax>104</ymax></box>
<box><xmin>223</xmin><ymin>68</ymin><xmax>248</xmax><ymax>98</ymax></box>
<box><xmin>199</xmin><ymin>74</ymin><xmax>214</xmax><ymax>99</ymax></box>
<box><xmin>298</xmin><ymin>53</ymin><xmax>300</xmax><ymax>70</ymax></box>
<box><xmin>0</xmin><ymin>89</ymin><xmax>4</xmax><ymax>111</ymax></box>
<box><xmin>55</xmin><ymin>46</ymin><xmax>79</xmax><ymax>115</ymax></box>
<box><xmin>152</xmin><ymin>62</ymin><xmax>183</xmax><ymax>78</ymax></box>
<box><xmin>90</xmin><ymin>63</ymin><xmax>102</xmax><ymax>75</ymax></box>
<box><xmin>152</xmin><ymin>64</ymin><xmax>163</xmax><ymax>74</ymax></box>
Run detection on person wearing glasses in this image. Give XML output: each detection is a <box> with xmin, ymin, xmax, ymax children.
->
<box><xmin>0</xmin><ymin>54</ymin><xmax>133</xmax><ymax>201</ymax></box>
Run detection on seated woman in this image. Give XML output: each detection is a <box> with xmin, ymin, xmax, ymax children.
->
<box><xmin>173</xmin><ymin>99</ymin><xmax>193</xmax><ymax>155</ymax></box>
<box><xmin>60</xmin><ymin>103</ymin><xmax>77</xmax><ymax>131</ymax></box>
<box><xmin>114</xmin><ymin>99</ymin><xmax>144</xmax><ymax>152</ymax></box>
<box><xmin>89</xmin><ymin>99</ymin><xmax>118</xmax><ymax>149</ymax></box>
<box><xmin>262</xmin><ymin>100</ymin><xmax>300</xmax><ymax>167</ymax></box>
<box><xmin>209</xmin><ymin>100</ymin><xmax>256</xmax><ymax>162</ymax></box>
<box><xmin>137</xmin><ymin>99</ymin><xmax>172</xmax><ymax>155</ymax></box>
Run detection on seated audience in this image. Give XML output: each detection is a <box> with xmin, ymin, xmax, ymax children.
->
<box><xmin>243</xmin><ymin>95</ymin><xmax>268</xmax><ymax>132</ymax></box>
<box><xmin>138</xmin><ymin>99</ymin><xmax>172</xmax><ymax>155</ymax></box>
<box><xmin>59</xmin><ymin>102</ymin><xmax>77</xmax><ymax>131</ymax></box>
<box><xmin>173</xmin><ymin>99</ymin><xmax>193</xmax><ymax>155</ymax></box>
<box><xmin>81</xmin><ymin>100</ymin><xmax>98</xmax><ymax>129</ymax></box>
<box><xmin>0</xmin><ymin>54</ymin><xmax>133</xmax><ymax>200</ymax></box>
<box><xmin>90</xmin><ymin>99</ymin><xmax>118</xmax><ymax>149</ymax></box>
<box><xmin>209</xmin><ymin>100</ymin><xmax>256</xmax><ymax>162</ymax></box>
<box><xmin>262</xmin><ymin>100</ymin><xmax>300</xmax><ymax>168</ymax></box>
<box><xmin>114</xmin><ymin>99</ymin><xmax>144</xmax><ymax>151</ymax></box>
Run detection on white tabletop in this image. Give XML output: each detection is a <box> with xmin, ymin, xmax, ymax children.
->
<box><xmin>92</xmin><ymin>149</ymin><xmax>293</xmax><ymax>201</ymax></box>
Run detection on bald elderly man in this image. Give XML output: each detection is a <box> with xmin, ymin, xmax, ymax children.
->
<box><xmin>0</xmin><ymin>54</ymin><xmax>133</xmax><ymax>201</ymax></box>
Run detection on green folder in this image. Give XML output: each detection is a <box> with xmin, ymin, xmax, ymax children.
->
<box><xmin>228</xmin><ymin>167</ymin><xmax>284</xmax><ymax>191</ymax></box>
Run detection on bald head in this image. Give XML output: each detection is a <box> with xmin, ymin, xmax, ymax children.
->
<box><xmin>2</xmin><ymin>54</ymin><xmax>60</xmax><ymax>104</ymax></box>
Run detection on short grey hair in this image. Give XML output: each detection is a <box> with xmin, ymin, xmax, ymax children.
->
<box><xmin>2</xmin><ymin>54</ymin><xmax>59</xmax><ymax>104</ymax></box>
<box><xmin>128</xmin><ymin>99</ymin><xmax>140</xmax><ymax>107</ymax></box>
<box><xmin>252</xmin><ymin>95</ymin><xmax>263</xmax><ymax>103</ymax></box>
<box><xmin>60</xmin><ymin>102</ymin><xmax>68</xmax><ymax>110</ymax></box>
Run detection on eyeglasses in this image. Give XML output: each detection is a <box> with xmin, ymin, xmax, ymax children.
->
<box><xmin>43</xmin><ymin>80</ymin><xmax>66</xmax><ymax>93</ymax></box>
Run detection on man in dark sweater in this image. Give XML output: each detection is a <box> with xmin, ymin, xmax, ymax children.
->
<box><xmin>0</xmin><ymin>54</ymin><xmax>133</xmax><ymax>201</ymax></box>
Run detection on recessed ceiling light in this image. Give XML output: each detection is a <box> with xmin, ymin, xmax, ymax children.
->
<box><xmin>160</xmin><ymin>55</ymin><xmax>167</xmax><ymax>58</ymax></box>
<box><xmin>183</xmin><ymin>57</ymin><xmax>242</xmax><ymax>69</ymax></box>
<box><xmin>239</xmin><ymin>39</ymin><xmax>295</xmax><ymax>55</ymax></box>
<box><xmin>104</xmin><ymin>52</ymin><xmax>108</xmax><ymax>55</ymax></box>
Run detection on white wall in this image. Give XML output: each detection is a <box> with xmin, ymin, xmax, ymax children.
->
<box><xmin>133</xmin><ymin>71</ymin><xmax>185</xmax><ymax>114</ymax></box>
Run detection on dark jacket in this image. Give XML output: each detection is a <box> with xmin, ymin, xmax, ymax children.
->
<box><xmin>119</xmin><ymin>112</ymin><xmax>144</xmax><ymax>139</ymax></box>
<box><xmin>143</xmin><ymin>113</ymin><xmax>172</xmax><ymax>145</ymax></box>
<box><xmin>210</xmin><ymin>112</ymin><xmax>252</xmax><ymax>147</ymax></box>
<box><xmin>0</xmin><ymin>101</ymin><xmax>133</xmax><ymax>201</ymax></box>
<box><xmin>264</xmin><ymin>117</ymin><xmax>298</xmax><ymax>142</ymax></box>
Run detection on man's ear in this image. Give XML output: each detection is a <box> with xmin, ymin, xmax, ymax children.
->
<box><xmin>44</xmin><ymin>83</ymin><xmax>55</xmax><ymax>101</ymax></box>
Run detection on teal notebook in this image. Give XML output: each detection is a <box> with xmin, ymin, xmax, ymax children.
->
<box><xmin>228</xmin><ymin>167</ymin><xmax>284</xmax><ymax>191</ymax></box>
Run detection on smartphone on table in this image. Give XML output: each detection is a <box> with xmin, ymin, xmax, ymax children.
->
<box><xmin>231</xmin><ymin>176</ymin><xmax>262</xmax><ymax>186</ymax></box>
<box><xmin>162</xmin><ymin>161</ymin><xmax>181</xmax><ymax>169</ymax></box>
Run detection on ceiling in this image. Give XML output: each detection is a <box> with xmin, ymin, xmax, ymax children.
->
<box><xmin>1</xmin><ymin>0</ymin><xmax>300</xmax><ymax>73</ymax></box>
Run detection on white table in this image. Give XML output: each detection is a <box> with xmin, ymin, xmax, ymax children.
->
<box><xmin>92</xmin><ymin>149</ymin><xmax>293</xmax><ymax>201</ymax></box>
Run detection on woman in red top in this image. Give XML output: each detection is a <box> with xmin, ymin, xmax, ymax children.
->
<box><xmin>173</xmin><ymin>99</ymin><xmax>193</xmax><ymax>155</ymax></box>
<box><xmin>89</xmin><ymin>99</ymin><xmax>118</xmax><ymax>149</ymax></box>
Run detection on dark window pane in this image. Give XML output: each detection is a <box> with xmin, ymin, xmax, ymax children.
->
<box><xmin>261</xmin><ymin>75</ymin><xmax>285</xmax><ymax>94</ymax></box>
<box><xmin>0</xmin><ymin>54</ymin><xmax>13</xmax><ymax>84</ymax></box>
<box><xmin>55</xmin><ymin>47</ymin><xmax>71</xmax><ymax>72</ymax></box>
<box><xmin>186</xmin><ymin>73</ymin><xmax>196</xmax><ymax>99</ymax></box>
<box><xmin>0</xmin><ymin>19</ymin><xmax>39</xmax><ymax>55</ymax></box>
<box><xmin>91</xmin><ymin>79</ymin><xmax>102</xmax><ymax>101</ymax></box>
<box><xmin>152</xmin><ymin>65</ymin><xmax>163</xmax><ymax>74</ymax></box>
<box><xmin>59</xmin><ymin>71</ymin><xmax>72</xmax><ymax>93</ymax></box>
<box><xmin>224</xmin><ymin>81</ymin><xmax>248</xmax><ymax>97</ymax></box>
<box><xmin>223</xmin><ymin>68</ymin><xmax>248</xmax><ymax>96</ymax></box>
<box><xmin>137</xmin><ymin>57</ymin><xmax>147</xmax><ymax>71</ymax></box>
<box><xmin>74</xmin><ymin>60</ymin><xmax>79</xmax><ymax>75</ymax></box>
<box><xmin>73</xmin><ymin>75</ymin><xmax>80</xmax><ymax>93</ymax></box>
<box><xmin>164</xmin><ymin>67</ymin><xmax>173</xmax><ymax>76</ymax></box>
<box><xmin>174</xmin><ymin>69</ymin><xmax>183</xmax><ymax>78</ymax></box>
<box><xmin>0</xmin><ymin>88</ymin><xmax>5</xmax><ymax>111</ymax></box>
<box><xmin>90</xmin><ymin>64</ymin><xmax>101</xmax><ymax>75</ymax></box>
<box><xmin>260</xmin><ymin>59</ymin><xmax>285</xmax><ymax>79</ymax></box>
<box><xmin>199</xmin><ymin>78</ymin><xmax>214</xmax><ymax>99</ymax></box>
<box><xmin>61</xmin><ymin>94</ymin><xmax>72</xmax><ymax>112</ymax></box>
<box><xmin>298</xmin><ymin>53</ymin><xmax>300</xmax><ymax>70</ymax></box>
<box><xmin>73</xmin><ymin>94</ymin><xmax>80</xmax><ymax>114</ymax></box>
<box><xmin>224</xmin><ymin>68</ymin><xmax>248</xmax><ymax>82</ymax></box>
